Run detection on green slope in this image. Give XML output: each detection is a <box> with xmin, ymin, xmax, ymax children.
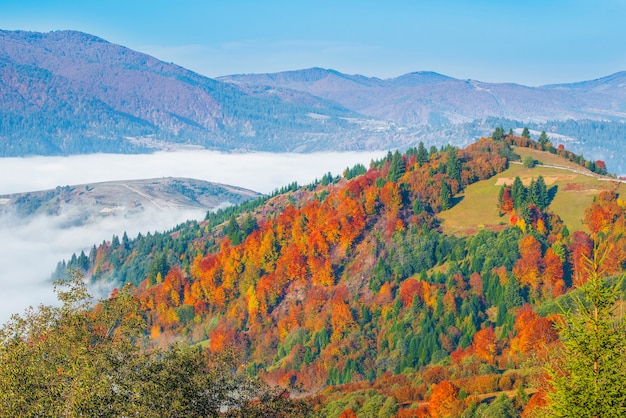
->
<box><xmin>439</xmin><ymin>147</ymin><xmax>626</xmax><ymax>235</ymax></box>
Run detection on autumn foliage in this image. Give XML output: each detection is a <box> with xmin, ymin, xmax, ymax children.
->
<box><xmin>55</xmin><ymin>135</ymin><xmax>626</xmax><ymax>416</ymax></box>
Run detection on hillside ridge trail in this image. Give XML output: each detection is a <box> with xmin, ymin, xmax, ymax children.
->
<box><xmin>510</xmin><ymin>161</ymin><xmax>625</xmax><ymax>184</ymax></box>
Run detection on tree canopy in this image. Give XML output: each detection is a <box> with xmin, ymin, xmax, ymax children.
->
<box><xmin>0</xmin><ymin>273</ymin><xmax>310</xmax><ymax>417</ymax></box>
<box><xmin>544</xmin><ymin>248</ymin><xmax>626</xmax><ymax>417</ymax></box>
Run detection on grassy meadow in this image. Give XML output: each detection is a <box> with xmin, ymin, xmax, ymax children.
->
<box><xmin>439</xmin><ymin>147</ymin><xmax>626</xmax><ymax>235</ymax></box>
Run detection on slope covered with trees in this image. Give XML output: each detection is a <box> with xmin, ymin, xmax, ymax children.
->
<box><xmin>0</xmin><ymin>30</ymin><xmax>382</xmax><ymax>155</ymax></box>
<box><xmin>47</xmin><ymin>134</ymin><xmax>626</xmax><ymax>416</ymax></box>
<box><xmin>0</xmin><ymin>275</ymin><xmax>310</xmax><ymax>417</ymax></box>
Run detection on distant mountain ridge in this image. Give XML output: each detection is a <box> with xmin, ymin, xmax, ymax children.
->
<box><xmin>218</xmin><ymin>67</ymin><xmax>626</xmax><ymax>126</ymax></box>
<box><xmin>1</xmin><ymin>29</ymin><xmax>626</xmax><ymax>165</ymax></box>
<box><xmin>0</xmin><ymin>30</ymin><xmax>379</xmax><ymax>155</ymax></box>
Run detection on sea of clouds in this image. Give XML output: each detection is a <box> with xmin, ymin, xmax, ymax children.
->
<box><xmin>0</xmin><ymin>149</ymin><xmax>386</xmax><ymax>323</ymax></box>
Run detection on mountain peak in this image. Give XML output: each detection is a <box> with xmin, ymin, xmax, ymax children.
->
<box><xmin>390</xmin><ymin>71</ymin><xmax>457</xmax><ymax>86</ymax></box>
<box><xmin>270</xmin><ymin>67</ymin><xmax>341</xmax><ymax>83</ymax></box>
<box><xmin>0</xmin><ymin>29</ymin><xmax>108</xmax><ymax>45</ymax></box>
<box><xmin>542</xmin><ymin>71</ymin><xmax>626</xmax><ymax>90</ymax></box>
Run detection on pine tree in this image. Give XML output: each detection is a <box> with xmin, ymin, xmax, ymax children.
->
<box><xmin>539</xmin><ymin>131</ymin><xmax>550</xmax><ymax>149</ymax></box>
<box><xmin>504</xmin><ymin>277</ymin><xmax>524</xmax><ymax>309</ymax></box>
<box><xmin>225</xmin><ymin>214</ymin><xmax>242</xmax><ymax>245</ymax></box>
<box><xmin>387</xmin><ymin>150</ymin><xmax>405</xmax><ymax>182</ymax></box>
<box><xmin>122</xmin><ymin>231</ymin><xmax>130</xmax><ymax>250</ymax></box>
<box><xmin>241</xmin><ymin>213</ymin><xmax>259</xmax><ymax>235</ymax></box>
<box><xmin>440</xmin><ymin>179</ymin><xmax>451</xmax><ymax>211</ymax></box>
<box><xmin>417</xmin><ymin>141</ymin><xmax>429</xmax><ymax>164</ymax></box>
<box><xmin>89</xmin><ymin>244</ymin><xmax>97</xmax><ymax>264</ymax></box>
<box><xmin>492</xmin><ymin>126</ymin><xmax>505</xmax><ymax>141</ymax></box>
<box><xmin>528</xmin><ymin>177</ymin><xmax>548</xmax><ymax>208</ymax></box>
<box><xmin>445</xmin><ymin>147</ymin><xmax>462</xmax><ymax>185</ymax></box>
<box><xmin>545</xmin><ymin>247</ymin><xmax>626</xmax><ymax>417</ymax></box>
<box><xmin>522</xmin><ymin>127</ymin><xmax>531</xmax><ymax>139</ymax></box>
<box><xmin>511</xmin><ymin>176</ymin><xmax>526</xmax><ymax>209</ymax></box>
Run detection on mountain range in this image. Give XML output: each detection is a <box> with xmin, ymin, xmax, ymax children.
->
<box><xmin>219</xmin><ymin>68</ymin><xmax>626</xmax><ymax>126</ymax></box>
<box><xmin>1</xmin><ymin>29</ymin><xmax>625</xmax><ymax>173</ymax></box>
<box><xmin>0</xmin><ymin>30</ymin><xmax>369</xmax><ymax>154</ymax></box>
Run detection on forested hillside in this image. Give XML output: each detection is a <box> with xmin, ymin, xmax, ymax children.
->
<box><xmin>0</xmin><ymin>30</ymin><xmax>382</xmax><ymax>155</ymax></box>
<box><xmin>50</xmin><ymin>134</ymin><xmax>626</xmax><ymax>416</ymax></box>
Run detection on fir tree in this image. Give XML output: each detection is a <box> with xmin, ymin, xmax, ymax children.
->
<box><xmin>445</xmin><ymin>147</ymin><xmax>462</xmax><ymax>185</ymax></box>
<box><xmin>539</xmin><ymin>131</ymin><xmax>550</xmax><ymax>149</ymax></box>
<box><xmin>492</xmin><ymin>126</ymin><xmax>505</xmax><ymax>141</ymax></box>
<box><xmin>440</xmin><ymin>179</ymin><xmax>451</xmax><ymax>210</ymax></box>
<box><xmin>545</xmin><ymin>247</ymin><xmax>626</xmax><ymax>417</ymax></box>
<box><xmin>122</xmin><ymin>231</ymin><xmax>130</xmax><ymax>250</ymax></box>
<box><xmin>387</xmin><ymin>150</ymin><xmax>405</xmax><ymax>182</ymax></box>
<box><xmin>417</xmin><ymin>141</ymin><xmax>429</xmax><ymax>164</ymax></box>
<box><xmin>511</xmin><ymin>176</ymin><xmax>526</xmax><ymax>209</ymax></box>
<box><xmin>535</xmin><ymin>175</ymin><xmax>549</xmax><ymax>209</ymax></box>
<box><xmin>241</xmin><ymin>213</ymin><xmax>259</xmax><ymax>236</ymax></box>
<box><xmin>224</xmin><ymin>214</ymin><xmax>242</xmax><ymax>245</ymax></box>
<box><xmin>504</xmin><ymin>277</ymin><xmax>524</xmax><ymax>309</ymax></box>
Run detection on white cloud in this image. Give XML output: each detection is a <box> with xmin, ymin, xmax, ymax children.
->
<box><xmin>0</xmin><ymin>206</ymin><xmax>208</xmax><ymax>324</ymax></box>
<box><xmin>0</xmin><ymin>150</ymin><xmax>386</xmax><ymax>195</ymax></box>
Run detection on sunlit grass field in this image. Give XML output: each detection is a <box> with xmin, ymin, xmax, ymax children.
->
<box><xmin>439</xmin><ymin>148</ymin><xmax>625</xmax><ymax>235</ymax></box>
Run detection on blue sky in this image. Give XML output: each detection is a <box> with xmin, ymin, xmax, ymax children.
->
<box><xmin>1</xmin><ymin>0</ymin><xmax>625</xmax><ymax>85</ymax></box>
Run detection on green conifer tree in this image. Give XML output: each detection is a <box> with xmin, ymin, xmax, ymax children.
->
<box><xmin>225</xmin><ymin>214</ymin><xmax>242</xmax><ymax>245</ymax></box>
<box><xmin>440</xmin><ymin>179</ymin><xmax>451</xmax><ymax>210</ymax></box>
<box><xmin>511</xmin><ymin>176</ymin><xmax>526</xmax><ymax>209</ymax></box>
<box><xmin>387</xmin><ymin>150</ymin><xmax>405</xmax><ymax>182</ymax></box>
<box><xmin>545</xmin><ymin>248</ymin><xmax>626</xmax><ymax>417</ymax></box>
<box><xmin>417</xmin><ymin>141</ymin><xmax>429</xmax><ymax>164</ymax></box>
<box><xmin>492</xmin><ymin>126</ymin><xmax>505</xmax><ymax>141</ymax></box>
<box><xmin>445</xmin><ymin>147</ymin><xmax>462</xmax><ymax>185</ymax></box>
<box><xmin>528</xmin><ymin>177</ymin><xmax>548</xmax><ymax>208</ymax></box>
<box><xmin>539</xmin><ymin>131</ymin><xmax>550</xmax><ymax>149</ymax></box>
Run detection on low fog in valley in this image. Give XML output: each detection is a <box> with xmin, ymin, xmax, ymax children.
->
<box><xmin>0</xmin><ymin>149</ymin><xmax>386</xmax><ymax>323</ymax></box>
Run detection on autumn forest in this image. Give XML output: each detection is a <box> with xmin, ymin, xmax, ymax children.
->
<box><xmin>3</xmin><ymin>132</ymin><xmax>626</xmax><ymax>417</ymax></box>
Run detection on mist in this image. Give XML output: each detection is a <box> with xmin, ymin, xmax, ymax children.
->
<box><xmin>0</xmin><ymin>149</ymin><xmax>386</xmax><ymax>323</ymax></box>
<box><xmin>0</xmin><ymin>149</ymin><xmax>387</xmax><ymax>195</ymax></box>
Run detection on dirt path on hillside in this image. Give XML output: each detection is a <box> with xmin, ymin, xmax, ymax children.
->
<box><xmin>508</xmin><ymin>161</ymin><xmax>625</xmax><ymax>184</ymax></box>
<box><xmin>122</xmin><ymin>183</ymin><xmax>169</xmax><ymax>210</ymax></box>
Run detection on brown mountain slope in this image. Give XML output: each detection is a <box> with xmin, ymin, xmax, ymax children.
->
<box><xmin>0</xmin><ymin>177</ymin><xmax>261</xmax><ymax>226</ymax></box>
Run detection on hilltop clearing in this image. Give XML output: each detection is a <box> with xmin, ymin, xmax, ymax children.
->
<box><xmin>439</xmin><ymin>146</ymin><xmax>625</xmax><ymax>235</ymax></box>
